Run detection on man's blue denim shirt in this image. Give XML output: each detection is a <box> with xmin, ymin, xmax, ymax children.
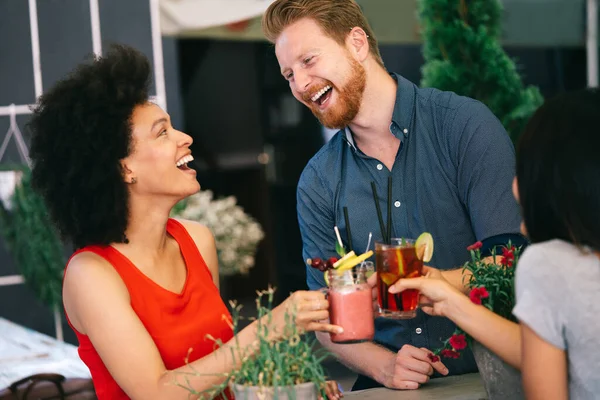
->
<box><xmin>297</xmin><ymin>73</ymin><xmax>525</xmax><ymax>387</ymax></box>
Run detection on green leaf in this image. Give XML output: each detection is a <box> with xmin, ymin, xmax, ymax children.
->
<box><xmin>0</xmin><ymin>170</ymin><xmax>65</xmax><ymax>307</ymax></box>
<box><xmin>335</xmin><ymin>240</ymin><xmax>346</xmax><ymax>257</ymax></box>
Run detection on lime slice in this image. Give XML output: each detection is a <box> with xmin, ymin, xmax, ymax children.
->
<box><xmin>324</xmin><ymin>270</ymin><xmax>330</xmax><ymax>286</ymax></box>
<box><xmin>415</xmin><ymin>232</ymin><xmax>434</xmax><ymax>262</ymax></box>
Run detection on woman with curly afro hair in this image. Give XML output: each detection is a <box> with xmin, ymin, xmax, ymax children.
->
<box><xmin>28</xmin><ymin>44</ymin><xmax>343</xmax><ymax>400</ymax></box>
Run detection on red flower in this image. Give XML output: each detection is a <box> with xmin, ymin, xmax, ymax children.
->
<box><xmin>501</xmin><ymin>246</ymin><xmax>515</xmax><ymax>267</ymax></box>
<box><xmin>469</xmin><ymin>287</ymin><xmax>489</xmax><ymax>305</ymax></box>
<box><xmin>441</xmin><ymin>349</ymin><xmax>461</xmax><ymax>359</ymax></box>
<box><xmin>427</xmin><ymin>353</ymin><xmax>440</xmax><ymax>363</ymax></box>
<box><xmin>467</xmin><ymin>241</ymin><xmax>483</xmax><ymax>251</ymax></box>
<box><xmin>449</xmin><ymin>334</ymin><xmax>467</xmax><ymax>350</ymax></box>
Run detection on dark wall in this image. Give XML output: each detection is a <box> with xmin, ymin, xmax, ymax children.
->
<box><xmin>378</xmin><ymin>44</ymin><xmax>587</xmax><ymax>97</ymax></box>
<box><xmin>177</xmin><ymin>39</ymin><xmax>328</xmax><ymax>304</ymax></box>
<box><xmin>178</xmin><ymin>40</ymin><xmax>277</xmax><ymax>301</ymax></box>
<box><xmin>0</xmin><ymin>0</ymin><xmax>183</xmax><ymax>344</ymax></box>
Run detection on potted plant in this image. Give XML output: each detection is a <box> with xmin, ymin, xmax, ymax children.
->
<box><xmin>431</xmin><ymin>241</ymin><xmax>524</xmax><ymax>400</ymax></box>
<box><xmin>178</xmin><ymin>288</ymin><xmax>330</xmax><ymax>400</ymax></box>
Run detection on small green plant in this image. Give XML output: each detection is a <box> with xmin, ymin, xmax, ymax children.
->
<box><xmin>176</xmin><ymin>288</ymin><xmax>330</xmax><ymax>399</ymax></box>
<box><xmin>431</xmin><ymin>241</ymin><xmax>522</xmax><ymax>360</ymax></box>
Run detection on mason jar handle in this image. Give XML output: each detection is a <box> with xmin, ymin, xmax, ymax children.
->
<box><xmin>318</xmin><ymin>287</ymin><xmax>329</xmax><ymax>300</ymax></box>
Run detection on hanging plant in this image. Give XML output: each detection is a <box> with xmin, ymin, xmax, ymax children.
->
<box><xmin>0</xmin><ymin>166</ymin><xmax>65</xmax><ymax>307</ymax></box>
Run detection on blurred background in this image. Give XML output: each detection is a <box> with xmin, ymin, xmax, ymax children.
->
<box><xmin>0</xmin><ymin>0</ymin><xmax>596</xmax><ymax>387</ymax></box>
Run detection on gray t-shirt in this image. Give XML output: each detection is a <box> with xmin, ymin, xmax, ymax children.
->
<box><xmin>513</xmin><ymin>239</ymin><xmax>600</xmax><ymax>399</ymax></box>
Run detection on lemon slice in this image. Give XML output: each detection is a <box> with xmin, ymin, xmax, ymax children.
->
<box><xmin>336</xmin><ymin>250</ymin><xmax>374</xmax><ymax>272</ymax></box>
<box><xmin>380</xmin><ymin>272</ymin><xmax>399</xmax><ymax>286</ymax></box>
<box><xmin>324</xmin><ymin>270</ymin><xmax>330</xmax><ymax>286</ymax></box>
<box><xmin>396</xmin><ymin>248</ymin><xmax>405</xmax><ymax>276</ymax></box>
<box><xmin>333</xmin><ymin>251</ymin><xmax>356</xmax><ymax>268</ymax></box>
<box><xmin>415</xmin><ymin>232</ymin><xmax>434</xmax><ymax>262</ymax></box>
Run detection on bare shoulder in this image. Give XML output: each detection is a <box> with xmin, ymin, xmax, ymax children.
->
<box><xmin>64</xmin><ymin>251</ymin><xmax>129</xmax><ymax>333</ymax></box>
<box><xmin>174</xmin><ymin>218</ymin><xmax>215</xmax><ymax>247</ymax></box>
<box><xmin>174</xmin><ymin>218</ymin><xmax>219</xmax><ymax>284</ymax></box>
<box><xmin>65</xmin><ymin>251</ymin><xmax>124</xmax><ymax>287</ymax></box>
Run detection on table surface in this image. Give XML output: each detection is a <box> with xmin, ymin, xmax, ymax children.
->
<box><xmin>0</xmin><ymin>317</ymin><xmax>91</xmax><ymax>388</ymax></box>
<box><xmin>344</xmin><ymin>374</ymin><xmax>487</xmax><ymax>400</ymax></box>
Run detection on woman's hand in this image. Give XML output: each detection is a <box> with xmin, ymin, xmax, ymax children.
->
<box><xmin>269</xmin><ymin>290</ymin><xmax>343</xmax><ymax>340</ymax></box>
<box><xmin>388</xmin><ymin>266</ymin><xmax>463</xmax><ymax>317</ymax></box>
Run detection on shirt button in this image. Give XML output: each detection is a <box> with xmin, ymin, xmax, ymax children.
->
<box><xmin>403</xmin><ymin>128</ymin><xmax>408</xmax><ymax>134</ymax></box>
<box><xmin>416</xmin><ymin>327</ymin><xmax>422</xmax><ymax>334</ymax></box>
<box><xmin>376</xmin><ymin>164</ymin><xmax>383</xmax><ymax>171</ymax></box>
<box><xmin>394</xmin><ymin>201</ymin><xmax>401</xmax><ymax>208</ymax></box>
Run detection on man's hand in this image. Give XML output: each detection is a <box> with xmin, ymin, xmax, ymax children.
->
<box><xmin>319</xmin><ymin>380</ymin><xmax>343</xmax><ymax>400</ymax></box>
<box><xmin>379</xmin><ymin>345</ymin><xmax>449</xmax><ymax>390</ymax></box>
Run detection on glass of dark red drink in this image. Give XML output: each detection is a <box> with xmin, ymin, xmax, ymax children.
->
<box><xmin>375</xmin><ymin>238</ymin><xmax>423</xmax><ymax>319</ymax></box>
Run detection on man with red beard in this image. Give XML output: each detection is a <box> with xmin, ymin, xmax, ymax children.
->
<box><xmin>263</xmin><ymin>0</ymin><xmax>527</xmax><ymax>392</ymax></box>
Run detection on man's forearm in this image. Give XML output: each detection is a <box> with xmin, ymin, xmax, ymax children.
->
<box><xmin>440</xmin><ymin>255</ymin><xmax>496</xmax><ymax>294</ymax></box>
<box><xmin>315</xmin><ymin>332</ymin><xmax>395</xmax><ymax>384</ymax></box>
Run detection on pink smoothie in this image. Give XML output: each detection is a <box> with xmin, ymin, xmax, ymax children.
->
<box><xmin>329</xmin><ymin>286</ymin><xmax>375</xmax><ymax>343</ymax></box>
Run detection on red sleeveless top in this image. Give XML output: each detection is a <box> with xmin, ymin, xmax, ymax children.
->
<box><xmin>65</xmin><ymin>219</ymin><xmax>234</xmax><ymax>399</ymax></box>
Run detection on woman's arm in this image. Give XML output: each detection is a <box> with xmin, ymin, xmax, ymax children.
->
<box><xmin>64</xmin><ymin>253</ymin><xmax>340</xmax><ymax>400</ymax></box>
<box><xmin>390</xmin><ymin>267</ymin><xmax>521</xmax><ymax>368</ymax></box>
<box><xmin>520</xmin><ymin>323</ymin><xmax>568</xmax><ymax>400</ymax></box>
<box><xmin>445</xmin><ymin>290</ymin><xmax>521</xmax><ymax>369</ymax></box>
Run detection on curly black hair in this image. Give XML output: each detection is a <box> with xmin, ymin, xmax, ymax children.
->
<box><xmin>29</xmin><ymin>44</ymin><xmax>151</xmax><ymax>249</ymax></box>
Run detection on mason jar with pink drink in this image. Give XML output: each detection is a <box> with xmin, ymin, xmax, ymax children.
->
<box><xmin>324</xmin><ymin>268</ymin><xmax>375</xmax><ymax>344</ymax></box>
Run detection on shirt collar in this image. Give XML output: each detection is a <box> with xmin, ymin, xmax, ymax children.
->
<box><xmin>344</xmin><ymin>72</ymin><xmax>416</xmax><ymax>148</ymax></box>
<box><xmin>390</xmin><ymin>72</ymin><xmax>416</xmax><ymax>138</ymax></box>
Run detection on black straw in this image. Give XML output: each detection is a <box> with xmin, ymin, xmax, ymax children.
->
<box><xmin>371</xmin><ymin>182</ymin><xmax>387</xmax><ymax>243</ymax></box>
<box><xmin>343</xmin><ymin>206</ymin><xmax>353</xmax><ymax>252</ymax></box>
<box><xmin>387</xmin><ymin>176</ymin><xmax>392</xmax><ymax>245</ymax></box>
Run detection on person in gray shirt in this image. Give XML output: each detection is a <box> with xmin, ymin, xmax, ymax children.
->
<box><xmin>511</xmin><ymin>88</ymin><xmax>600</xmax><ymax>400</ymax></box>
<box><xmin>392</xmin><ymin>88</ymin><xmax>600</xmax><ymax>399</ymax></box>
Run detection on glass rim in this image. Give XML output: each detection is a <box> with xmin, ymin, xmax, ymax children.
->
<box><xmin>324</xmin><ymin>267</ymin><xmax>371</xmax><ymax>284</ymax></box>
<box><xmin>374</xmin><ymin>238</ymin><xmax>416</xmax><ymax>249</ymax></box>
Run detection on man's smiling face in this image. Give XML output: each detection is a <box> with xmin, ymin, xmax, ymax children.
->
<box><xmin>275</xmin><ymin>18</ymin><xmax>366</xmax><ymax>129</ymax></box>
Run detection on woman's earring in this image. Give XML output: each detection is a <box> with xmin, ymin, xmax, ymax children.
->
<box><xmin>130</xmin><ymin>177</ymin><xmax>137</xmax><ymax>184</ymax></box>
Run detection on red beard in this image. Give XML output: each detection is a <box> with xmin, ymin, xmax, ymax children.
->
<box><xmin>303</xmin><ymin>56</ymin><xmax>366</xmax><ymax>129</ymax></box>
